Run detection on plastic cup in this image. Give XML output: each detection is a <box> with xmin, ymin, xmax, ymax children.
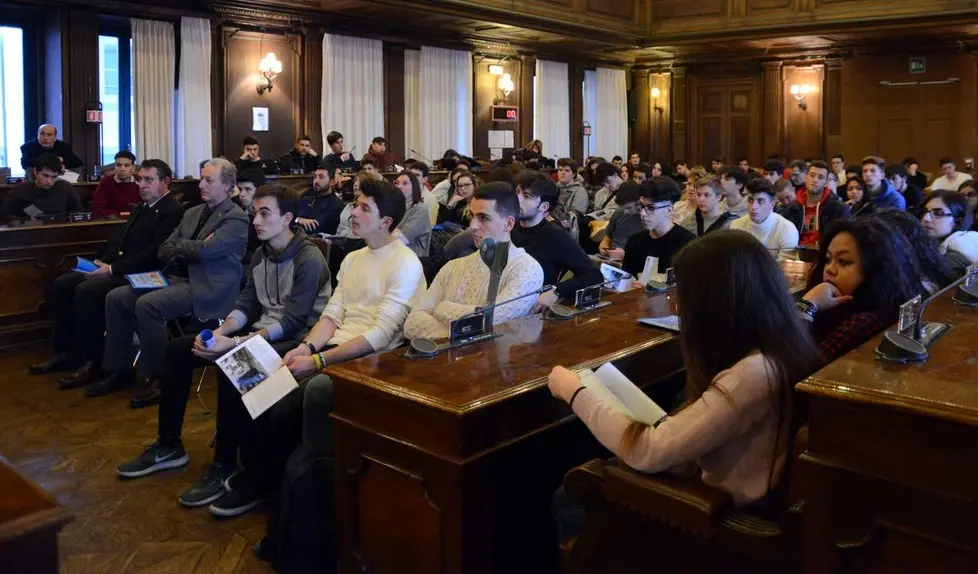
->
<box><xmin>199</xmin><ymin>329</ymin><xmax>216</xmax><ymax>349</ymax></box>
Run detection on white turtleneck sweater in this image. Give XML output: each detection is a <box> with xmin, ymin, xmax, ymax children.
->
<box><xmin>404</xmin><ymin>244</ymin><xmax>543</xmax><ymax>340</ymax></box>
<box><xmin>730</xmin><ymin>212</ymin><xmax>799</xmax><ymax>251</ymax></box>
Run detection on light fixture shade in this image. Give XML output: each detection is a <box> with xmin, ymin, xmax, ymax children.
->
<box><xmin>259</xmin><ymin>52</ymin><xmax>282</xmax><ymax>75</ymax></box>
<box><xmin>800</xmin><ymin>84</ymin><xmax>811</xmax><ymax>95</ymax></box>
<box><xmin>489</xmin><ymin>64</ymin><xmax>504</xmax><ymax>76</ymax></box>
<box><xmin>651</xmin><ymin>87</ymin><xmax>661</xmax><ymax>98</ymax></box>
<box><xmin>790</xmin><ymin>84</ymin><xmax>800</xmax><ymax>95</ymax></box>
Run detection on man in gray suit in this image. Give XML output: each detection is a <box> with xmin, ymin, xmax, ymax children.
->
<box><xmin>87</xmin><ymin>158</ymin><xmax>250</xmax><ymax>399</ymax></box>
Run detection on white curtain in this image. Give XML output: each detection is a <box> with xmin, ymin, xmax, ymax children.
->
<box><xmin>583</xmin><ymin>70</ymin><xmax>597</xmax><ymax>159</ymax></box>
<box><xmin>404</xmin><ymin>49</ymin><xmax>422</xmax><ymax>161</ymax></box>
<box><xmin>419</xmin><ymin>46</ymin><xmax>473</xmax><ymax>160</ymax></box>
<box><xmin>132</xmin><ymin>19</ymin><xmax>175</xmax><ymax>168</ymax></box>
<box><xmin>321</xmin><ymin>34</ymin><xmax>385</xmax><ymax>159</ymax></box>
<box><xmin>594</xmin><ymin>68</ymin><xmax>627</xmax><ymax>161</ymax></box>
<box><xmin>175</xmin><ymin>17</ymin><xmax>211</xmax><ymax>178</ymax></box>
<box><xmin>534</xmin><ymin>59</ymin><xmax>570</xmax><ymax>160</ymax></box>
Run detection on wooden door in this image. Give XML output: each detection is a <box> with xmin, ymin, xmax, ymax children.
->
<box><xmin>690</xmin><ymin>76</ymin><xmax>761</xmax><ymax>167</ymax></box>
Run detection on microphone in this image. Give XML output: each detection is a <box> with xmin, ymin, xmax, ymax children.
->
<box><xmin>406</xmin><ymin>284</ymin><xmax>554</xmax><ymax>358</ymax></box>
<box><xmin>410</xmin><ymin>149</ymin><xmax>434</xmax><ymax>165</ymax></box>
<box><xmin>548</xmin><ymin>278</ymin><xmax>620</xmax><ymax>320</ymax></box>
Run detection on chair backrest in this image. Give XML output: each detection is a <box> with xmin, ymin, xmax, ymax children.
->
<box><xmin>309</xmin><ymin>236</ymin><xmax>331</xmax><ymax>262</ymax></box>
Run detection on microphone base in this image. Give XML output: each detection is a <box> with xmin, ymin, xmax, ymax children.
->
<box><xmin>873</xmin><ymin>322</ymin><xmax>951</xmax><ymax>364</ymax></box>
<box><xmin>403</xmin><ymin>332</ymin><xmax>503</xmax><ymax>359</ymax></box>
<box><xmin>545</xmin><ymin>301</ymin><xmax>613</xmax><ymax>321</ymax></box>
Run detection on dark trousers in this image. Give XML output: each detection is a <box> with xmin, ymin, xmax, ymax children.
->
<box><xmin>50</xmin><ymin>271</ymin><xmax>128</xmax><ymax>362</ymax></box>
<box><xmin>157</xmin><ymin>334</ymin><xmax>298</xmax><ymax>492</ymax></box>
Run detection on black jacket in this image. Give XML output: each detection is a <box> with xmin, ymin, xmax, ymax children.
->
<box><xmin>782</xmin><ymin>191</ymin><xmax>851</xmax><ymax>239</ymax></box>
<box><xmin>323</xmin><ymin>152</ymin><xmax>360</xmax><ymax>172</ymax></box>
<box><xmin>99</xmin><ymin>193</ymin><xmax>185</xmax><ymax>275</ymax></box>
<box><xmin>20</xmin><ymin>139</ymin><xmax>83</xmax><ymax>170</ymax></box>
<box><xmin>281</xmin><ymin>151</ymin><xmax>321</xmax><ymax>174</ymax></box>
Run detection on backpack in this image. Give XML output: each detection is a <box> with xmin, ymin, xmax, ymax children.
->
<box><xmin>265</xmin><ymin>442</ymin><xmax>337</xmax><ymax>573</ymax></box>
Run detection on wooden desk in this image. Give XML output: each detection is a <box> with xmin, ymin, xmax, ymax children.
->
<box><xmin>328</xmin><ymin>288</ymin><xmax>685</xmax><ymax>574</ymax></box>
<box><xmin>797</xmin><ymin>291</ymin><xmax>978</xmax><ymax>572</ymax></box>
<box><xmin>0</xmin><ymin>460</ymin><xmax>72</xmax><ymax>573</ymax></box>
<box><xmin>0</xmin><ymin>219</ymin><xmax>125</xmax><ymax>349</ymax></box>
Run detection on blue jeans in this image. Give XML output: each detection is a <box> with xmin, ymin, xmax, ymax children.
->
<box><xmin>552</xmin><ymin>484</ymin><xmax>586</xmax><ymax>544</ymax></box>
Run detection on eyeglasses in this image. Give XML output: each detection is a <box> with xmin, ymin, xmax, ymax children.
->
<box><xmin>920</xmin><ymin>208</ymin><xmax>953</xmax><ymax>219</ymax></box>
<box><xmin>638</xmin><ymin>202</ymin><xmax>671</xmax><ymax>214</ymax></box>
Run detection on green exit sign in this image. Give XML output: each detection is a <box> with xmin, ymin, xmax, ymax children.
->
<box><xmin>909</xmin><ymin>57</ymin><xmax>926</xmax><ymax>74</ymax></box>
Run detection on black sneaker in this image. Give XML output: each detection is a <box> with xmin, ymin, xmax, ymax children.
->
<box><xmin>178</xmin><ymin>461</ymin><xmax>235</xmax><ymax>508</ymax></box>
<box><xmin>116</xmin><ymin>442</ymin><xmax>189</xmax><ymax>478</ymax></box>
<box><xmin>209</xmin><ymin>471</ymin><xmax>263</xmax><ymax>518</ymax></box>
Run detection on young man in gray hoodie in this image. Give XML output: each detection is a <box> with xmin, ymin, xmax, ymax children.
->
<box><xmin>555</xmin><ymin>158</ymin><xmax>589</xmax><ymax>218</ymax></box>
<box><xmin>116</xmin><ymin>183</ymin><xmax>331</xmax><ymax>519</ymax></box>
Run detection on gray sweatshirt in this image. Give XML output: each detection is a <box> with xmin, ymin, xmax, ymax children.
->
<box><xmin>228</xmin><ymin>229</ymin><xmax>331</xmax><ymax>342</ymax></box>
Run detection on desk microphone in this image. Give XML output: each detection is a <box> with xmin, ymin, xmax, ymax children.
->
<box><xmin>409</xmin><ymin>149</ymin><xmax>434</xmax><ymax>165</ymax></box>
<box><xmin>407</xmin><ymin>284</ymin><xmax>554</xmax><ymax>358</ymax></box>
<box><xmin>548</xmin><ymin>279</ymin><xmax>619</xmax><ymax>320</ymax></box>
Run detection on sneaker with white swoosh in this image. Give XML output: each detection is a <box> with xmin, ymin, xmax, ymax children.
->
<box><xmin>116</xmin><ymin>442</ymin><xmax>189</xmax><ymax>478</ymax></box>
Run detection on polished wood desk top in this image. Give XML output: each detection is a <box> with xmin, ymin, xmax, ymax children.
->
<box><xmin>0</xmin><ymin>218</ymin><xmax>128</xmax><ymax>233</ymax></box>
<box><xmin>798</xmin><ymin>292</ymin><xmax>978</xmax><ymax>426</ymax></box>
<box><xmin>330</xmin><ymin>288</ymin><xmax>679</xmax><ymax>414</ymax></box>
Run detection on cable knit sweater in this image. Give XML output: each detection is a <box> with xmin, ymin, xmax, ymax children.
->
<box><xmin>404</xmin><ymin>244</ymin><xmax>543</xmax><ymax>340</ymax></box>
<box><xmin>729</xmin><ymin>213</ymin><xmax>799</xmax><ymax>250</ymax></box>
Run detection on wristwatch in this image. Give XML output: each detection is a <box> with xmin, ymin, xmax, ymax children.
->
<box><xmin>302</xmin><ymin>340</ymin><xmax>317</xmax><ymax>354</ymax></box>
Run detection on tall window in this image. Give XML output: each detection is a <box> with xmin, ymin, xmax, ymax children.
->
<box><xmin>0</xmin><ymin>26</ymin><xmax>25</xmax><ymax>177</ymax></box>
<box><xmin>99</xmin><ymin>27</ymin><xmax>134</xmax><ymax>166</ymax></box>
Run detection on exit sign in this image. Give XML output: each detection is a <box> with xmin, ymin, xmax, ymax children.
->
<box><xmin>909</xmin><ymin>57</ymin><xmax>926</xmax><ymax>74</ymax></box>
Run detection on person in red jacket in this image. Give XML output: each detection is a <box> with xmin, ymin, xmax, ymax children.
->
<box><xmin>91</xmin><ymin>150</ymin><xmax>140</xmax><ymax>217</ymax></box>
<box><xmin>360</xmin><ymin>136</ymin><xmax>398</xmax><ymax>172</ymax></box>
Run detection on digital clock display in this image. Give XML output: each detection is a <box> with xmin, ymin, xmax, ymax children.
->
<box><xmin>491</xmin><ymin>105</ymin><xmax>519</xmax><ymax>122</ymax></box>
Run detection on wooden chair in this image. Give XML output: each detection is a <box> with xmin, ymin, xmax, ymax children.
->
<box><xmin>561</xmin><ymin>428</ymin><xmax>808</xmax><ymax>574</ymax></box>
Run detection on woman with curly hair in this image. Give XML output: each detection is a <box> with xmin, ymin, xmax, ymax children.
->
<box><xmin>844</xmin><ymin>177</ymin><xmax>874</xmax><ymax>217</ymax></box>
<box><xmin>799</xmin><ymin>217</ymin><xmax>924</xmax><ymax>363</ymax></box>
<box><xmin>873</xmin><ymin>209</ymin><xmax>959</xmax><ymax>294</ymax></box>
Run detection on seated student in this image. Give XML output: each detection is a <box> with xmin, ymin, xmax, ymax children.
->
<box><xmin>550</xmin><ymin>230</ymin><xmax>823</xmax><ymax>543</ymax></box>
<box><xmin>920</xmin><ymin>190</ymin><xmax>978</xmax><ymax>267</ymax></box>
<box><xmin>862</xmin><ymin>156</ymin><xmax>905</xmax><ymax>210</ymax></box>
<box><xmin>296</xmin><ymin>163</ymin><xmax>345</xmax><ymax>235</ymax></box>
<box><xmin>710</xmin><ymin>157</ymin><xmax>723</xmax><ymax>173</ymax></box>
<box><xmin>322</xmin><ymin>131</ymin><xmax>359</xmax><ymax>172</ymax></box>
<box><xmin>718</xmin><ymin>167</ymin><xmax>749</xmax><ymax>217</ymax></box>
<box><xmin>885</xmin><ymin>163</ymin><xmax>923</xmax><ymax>211</ymax></box>
<box><xmin>619</xmin><ymin>163</ymin><xmax>635</xmax><ymax>186</ymax></box>
<box><xmin>91</xmin><ymin>150</ymin><xmax>140</xmax><ymax>217</ymax></box>
<box><xmin>511</xmin><ymin>176</ymin><xmax>602</xmax><ymax>311</ymax></box>
<box><xmin>783</xmin><ymin>160</ymin><xmax>851</xmax><ymax>246</ymax></box>
<box><xmin>632</xmin><ymin>162</ymin><xmax>654</xmax><ymax>185</ymax></box>
<box><xmin>598</xmin><ymin>181</ymin><xmax>643</xmax><ymax>258</ymax></box>
<box><xmin>583</xmin><ymin>157</ymin><xmax>608</xmax><ymax>200</ymax></box>
<box><xmin>679</xmin><ymin>174</ymin><xmax>736</xmax><ymax>237</ymax></box>
<box><xmin>761</xmin><ymin>159</ymin><xmax>785</xmax><ymax>185</ymax></box>
<box><xmin>874</xmin><ymin>209</ymin><xmax>959</xmax><ymax>295</ymax></box>
<box><xmin>730</xmin><ymin>178</ymin><xmax>799</xmax><ymax>251</ymax></box>
<box><xmin>903</xmin><ymin>157</ymin><xmax>929</xmax><ymax>190</ymax></box>
<box><xmin>839</xmin><ymin>164</ymin><xmax>861</xmax><ymax>198</ymax></box>
<box><xmin>670</xmin><ymin>166</ymin><xmax>705</xmax><ymax>224</ymax></box>
<box><xmin>798</xmin><ymin>218</ymin><xmax>923</xmax><ymax>363</ymax></box>
<box><xmin>20</xmin><ymin>124</ymin><xmax>82</xmax><ymax>170</ymax></box>
<box><xmin>844</xmin><ymin>178</ymin><xmax>874</xmax><ymax>217</ymax></box>
<box><xmin>281</xmin><ymin>135</ymin><xmax>320</xmax><ymax>174</ymax></box>
<box><xmin>115</xmin><ymin>184</ymin><xmax>330</xmax><ymax>515</ymax></box>
<box><xmin>30</xmin><ymin>160</ymin><xmax>184</xmax><ymax>380</ymax></box>
<box><xmin>234</xmin><ymin>169</ymin><xmax>265</xmax><ymax>262</ymax></box>
<box><xmin>438</xmin><ymin>171</ymin><xmax>480</xmax><ymax>227</ymax></box>
<box><xmin>336</xmin><ymin>170</ymin><xmax>378</xmax><ymax>239</ymax></box>
<box><xmin>773</xmin><ymin>178</ymin><xmax>796</xmax><ymax>210</ymax></box>
<box><xmin>405</xmin><ymin>182</ymin><xmax>544</xmax><ymax>339</ymax></box>
<box><xmin>787</xmin><ymin>159</ymin><xmax>808</xmax><ymax>188</ymax></box>
<box><xmin>393</xmin><ymin>170</ymin><xmax>433</xmax><ymax>257</ymax></box>
<box><xmin>957</xmin><ymin>180</ymin><xmax>978</xmax><ymax>232</ymax></box>
<box><xmin>405</xmin><ymin>160</ymin><xmax>439</xmax><ymax>226</ymax></box>
<box><xmin>359</xmin><ymin>155</ymin><xmax>379</xmax><ymax>176</ymax></box>
<box><xmin>929</xmin><ymin>157</ymin><xmax>972</xmax><ymax>192</ymax></box>
<box><xmin>235</xmin><ymin>136</ymin><xmax>278</xmax><ymax>175</ymax></box>
<box><xmin>360</xmin><ymin>136</ymin><xmax>397</xmax><ymax>172</ymax></box>
<box><xmin>88</xmin><ymin>158</ymin><xmax>249</xmax><ymax>399</ymax></box>
<box><xmin>591</xmin><ymin>162</ymin><xmax>626</xmax><ymax>219</ymax></box>
<box><xmin>737</xmin><ymin>157</ymin><xmax>751</xmax><ymax>174</ymax></box>
<box><xmin>622</xmin><ymin>177</ymin><xmax>697</xmax><ymax>277</ymax></box>
<box><xmin>0</xmin><ymin>152</ymin><xmax>81</xmax><ymax>220</ymax></box>
<box><xmin>611</xmin><ymin>155</ymin><xmax>624</xmax><ymax>169</ymax></box>
<box><xmin>555</xmin><ymin>158</ymin><xmax>589</xmax><ymax>218</ymax></box>
<box><xmin>432</xmin><ymin>165</ymin><xmax>469</xmax><ymax>205</ymax></box>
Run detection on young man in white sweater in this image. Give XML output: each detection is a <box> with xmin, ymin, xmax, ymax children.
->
<box><xmin>730</xmin><ymin>178</ymin><xmax>799</xmax><ymax>251</ymax></box>
<box><xmin>404</xmin><ymin>182</ymin><xmax>543</xmax><ymax>340</ymax></box>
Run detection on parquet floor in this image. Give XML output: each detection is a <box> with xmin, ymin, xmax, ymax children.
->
<box><xmin>0</xmin><ymin>344</ymin><xmax>274</xmax><ymax>573</ymax></box>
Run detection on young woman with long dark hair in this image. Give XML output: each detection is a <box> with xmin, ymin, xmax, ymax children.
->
<box><xmin>873</xmin><ymin>209</ymin><xmax>958</xmax><ymax>294</ymax></box>
<box><xmin>549</xmin><ymin>230</ymin><xmax>823</xmax><ymax>542</ymax></box>
<box><xmin>799</xmin><ymin>217</ymin><xmax>924</xmax><ymax>363</ymax></box>
<box><xmin>920</xmin><ymin>190</ymin><xmax>978</xmax><ymax>266</ymax></box>
<box><xmin>392</xmin><ymin>170</ymin><xmax>432</xmax><ymax>257</ymax></box>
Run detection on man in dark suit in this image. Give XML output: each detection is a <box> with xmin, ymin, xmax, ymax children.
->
<box><xmin>88</xmin><ymin>158</ymin><xmax>249</xmax><ymax>399</ymax></box>
<box><xmin>20</xmin><ymin>124</ymin><xmax>83</xmax><ymax>171</ymax></box>
<box><xmin>30</xmin><ymin>159</ymin><xmax>184</xmax><ymax>387</ymax></box>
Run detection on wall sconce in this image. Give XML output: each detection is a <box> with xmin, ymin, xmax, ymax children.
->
<box><xmin>790</xmin><ymin>83</ymin><xmax>815</xmax><ymax>111</ymax></box>
<box><xmin>651</xmin><ymin>86</ymin><xmax>663</xmax><ymax>113</ymax></box>
<box><xmin>257</xmin><ymin>52</ymin><xmax>283</xmax><ymax>96</ymax></box>
<box><xmin>488</xmin><ymin>64</ymin><xmax>504</xmax><ymax>76</ymax></box>
<box><xmin>494</xmin><ymin>72</ymin><xmax>514</xmax><ymax>104</ymax></box>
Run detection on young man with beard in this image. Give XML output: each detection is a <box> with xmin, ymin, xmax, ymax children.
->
<box><xmin>91</xmin><ymin>150</ymin><xmax>140</xmax><ymax>217</ymax></box>
<box><xmin>510</xmin><ymin>177</ymin><xmax>602</xmax><ymax>312</ymax></box>
<box><xmin>404</xmin><ymin>182</ymin><xmax>543</xmax><ymax>339</ymax></box>
<box><xmin>296</xmin><ymin>163</ymin><xmax>345</xmax><ymax>234</ymax></box>
<box><xmin>621</xmin><ymin>177</ymin><xmax>696</xmax><ymax>276</ymax></box>
<box><xmin>782</xmin><ymin>160</ymin><xmax>850</xmax><ymax>247</ymax></box>
<box><xmin>730</xmin><ymin>178</ymin><xmax>799</xmax><ymax>250</ymax></box>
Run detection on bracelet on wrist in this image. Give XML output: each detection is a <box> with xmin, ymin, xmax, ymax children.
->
<box><xmin>568</xmin><ymin>386</ymin><xmax>587</xmax><ymax>408</ymax></box>
<box><xmin>796</xmin><ymin>299</ymin><xmax>818</xmax><ymax>319</ymax></box>
<box><xmin>302</xmin><ymin>340</ymin><xmax>317</xmax><ymax>354</ymax></box>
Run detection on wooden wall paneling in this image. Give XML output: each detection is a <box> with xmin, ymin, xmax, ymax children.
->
<box><xmin>651</xmin><ymin>0</ymin><xmax>724</xmax><ymax>20</ymax></box>
<box><xmin>384</xmin><ymin>44</ymin><xmax>406</xmax><ymax>163</ymax></box>
<box><xmin>569</xmin><ymin>63</ymin><xmax>584</xmax><ymax>161</ymax></box>
<box><xmin>61</xmin><ymin>9</ymin><xmax>100</xmax><ymax>174</ymax></box>
<box><xmin>586</xmin><ymin>0</ymin><xmax>638</xmax><ymax>22</ymax></box>
<box><xmin>823</xmin><ymin>57</ymin><xmax>843</xmax><ymax>160</ymax></box>
<box><xmin>689</xmin><ymin>75</ymin><xmax>760</xmax><ymax>166</ymax></box>
<box><xmin>761</xmin><ymin>61</ymin><xmax>784</xmax><ymax>159</ymax></box>
<box><xmin>783</xmin><ymin>64</ymin><xmax>823</xmax><ymax>161</ymax></box>
<box><xmin>631</xmin><ymin>69</ymin><xmax>651</xmax><ymax>162</ymax></box>
<box><xmin>670</xmin><ymin>67</ymin><xmax>688</xmax><ymax>163</ymax></box>
<box><xmin>222</xmin><ymin>29</ymin><xmax>299</xmax><ymax>158</ymax></box>
<box><xmin>473</xmin><ymin>57</ymin><xmax>520</xmax><ymax>160</ymax></box>
<box><xmin>42</xmin><ymin>13</ymin><xmax>63</xmax><ymax>133</ymax></box>
<box><xmin>519</xmin><ymin>55</ymin><xmax>536</xmax><ymax>150</ymax></box>
<box><xmin>650</xmin><ymin>72</ymin><xmax>672</xmax><ymax>164</ymax></box>
<box><xmin>303</xmin><ymin>29</ymin><xmax>324</xmax><ymax>154</ymax></box>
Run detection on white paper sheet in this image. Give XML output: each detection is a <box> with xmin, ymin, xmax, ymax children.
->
<box><xmin>215</xmin><ymin>336</ymin><xmax>298</xmax><ymax>419</ymax></box>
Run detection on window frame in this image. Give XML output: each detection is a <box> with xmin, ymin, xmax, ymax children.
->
<box><xmin>98</xmin><ymin>19</ymin><xmax>133</xmax><ymax>161</ymax></box>
<box><xmin>0</xmin><ymin>10</ymin><xmax>40</xmax><ymax>174</ymax></box>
